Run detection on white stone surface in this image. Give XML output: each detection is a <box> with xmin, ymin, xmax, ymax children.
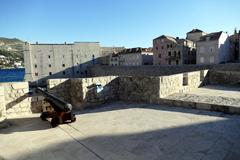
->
<box><xmin>1</xmin><ymin>103</ymin><xmax>240</xmax><ymax>160</ymax></box>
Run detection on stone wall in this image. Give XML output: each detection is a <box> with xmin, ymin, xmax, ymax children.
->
<box><xmin>47</xmin><ymin>78</ymin><xmax>71</xmax><ymax>103</ymax></box>
<box><xmin>118</xmin><ymin>70</ymin><xmax>208</xmax><ymax>103</ymax></box>
<box><xmin>46</xmin><ymin>71</ymin><xmax>209</xmax><ymax>107</ymax></box>
<box><xmin>47</xmin><ymin>76</ymin><xmax>119</xmax><ymax>110</ymax></box>
<box><xmin>0</xmin><ymin>82</ymin><xmax>46</xmax><ymax>118</ymax></box>
<box><xmin>159</xmin><ymin>74</ymin><xmax>182</xmax><ymax>98</ymax></box>
<box><xmin>2</xmin><ymin>82</ymin><xmax>31</xmax><ymax>117</ymax></box>
<box><xmin>87</xmin><ymin>63</ymin><xmax>240</xmax><ymax>77</ymax></box>
<box><xmin>70</xmin><ymin>76</ymin><xmax>118</xmax><ymax>109</ymax></box>
<box><xmin>0</xmin><ymin>86</ymin><xmax>6</xmax><ymax>122</ymax></box>
<box><xmin>160</xmin><ymin>70</ymin><xmax>208</xmax><ymax>97</ymax></box>
<box><xmin>119</xmin><ymin>77</ymin><xmax>160</xmax><ymax>103</ymax></box>
<box><xmin>209</xmin><ymin>70</ymin><xmax>240</xmax><ymax>85</ymax></box>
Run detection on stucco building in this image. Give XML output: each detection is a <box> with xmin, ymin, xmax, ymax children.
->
<box><xmin>229</xmin><ymin>29</ymin><xmax>240</xmax><ymax>62</ymax></box>
<box><xmin>153</xmin><ymin>35</ymin><xmax>196</xmax><ymax>65</ymax></box>
<box><xmin>24</xmin><ymin>42</ymin><xmax>121</xmax><ymax>85</ymax></box>
<box><xmin>186</xmin><ymin>29</ymin><xmax>207</xmax><ymax>42</ymax></box>
<box><xmin>196</xmin><ymin>31</ymin><xmax>230</xmax><ymax>64</ymax></box>
<box><xmin>118</xmin><ymin>48</ymin><xmax>153</xmax><ymax>66</ymax></box>
<box><xmin>109</xmin><ymin>52</ymin><xmax>120</xmax><ymax>66</ymax></box>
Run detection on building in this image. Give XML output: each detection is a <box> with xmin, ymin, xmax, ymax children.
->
<box><xmin>229</xmin><ymin>29</ymin><xmax>240</xmax><ymax>62</ymax></box>
<box><xmin>109</xmin><ymin>51</ymin><xmax>119</xmax><ymax>66</ymax></box>
<box><xmin>153</xmin><ymin>35</ymin><xmax>196</xmax><ymax>65</ymax></box>
<box><xmin>196</xmin><ymin>31</ymin><xmax>230</xmax><ymax>64</ymax></box>
<box><xmin>101</xmin><ymin>47</ymin><xmax>125</xmax><ymax>65</ymax></box>
<box><xmin>117</xmin><ymin>48</ymin><xmax>153</xmax><ymax>66</ymax></box>
<box><xmin>187</xmin><ymin>29</ymin><xmax>207</xmax><ymax>42</ymax></box>
<box><xmin>24</xmin><ymin>42</ymin><xmax>121</xmax><ymax>85</ymax></box>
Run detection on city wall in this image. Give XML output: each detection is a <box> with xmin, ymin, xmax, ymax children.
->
<box><xmin>118</xmin><ymin>70</ymin><xmax>208</xmax><ymax>103</ymax></box>
<box><xmin>47</xmin><ymin>70</ymin><xmax>209</xmax><ymax>108</ymax></box>
<box><xmin>47</xmin><ymin>76</ymin><xmax>119</xmax><ymax>109</ymax></box>
<box><xmin>0</xmin><ymin>66</ymin><xmax>239</xmax><ymax>121</ymax></box>
<box><xmin>87</xmin><ymin>63</ymin><xmax>240</xmax><ymax>77</ymax></box>
<box><xmin>209</xmin><ymin>70</ymin><xmax>240</xmax><ymax>85</ymax></box>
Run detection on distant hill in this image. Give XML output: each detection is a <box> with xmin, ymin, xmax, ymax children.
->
<box><xmin>0</xmin><ymin>37</ymin><xmax>25</xmax><ymax>61</ymax></box>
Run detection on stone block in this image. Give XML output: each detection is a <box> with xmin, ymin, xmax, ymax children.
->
<box><xmin>196</xmin><ymin>103</ymin><xmax>211</xmax><ymax>110</ymax></box>
<box><xmin>229</xmin><ymin>106</ymin><xmax>240</xmax><ymax>114</ymax></box>
<box><xmin>11</xmin><ymin>82</ymin><xmax>28</xmax><ymax>90</ymax></box>
<box><xmin>182</xmin><ymin>101</ymin><xmax>196</xmax><ymax>109</ymax></box>
<box><xmin>210</xmin><ymin>104</ymin><xmax>229</xmax><ymax>113</ymax></box>
<box><xmin>0</xmin><ymin>87</ymin><xmax>4</xmax><ymax>96</ymax></box>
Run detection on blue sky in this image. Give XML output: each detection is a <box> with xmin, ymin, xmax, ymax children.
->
<box><xmin>0</xmin><ymin>0</ymin><xmax>239</xmax><ymax>47</ymax></box>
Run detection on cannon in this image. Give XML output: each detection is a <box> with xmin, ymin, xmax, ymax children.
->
<box><xmin>37</xmin><ymin>87</ymin><xmax>76</xmax><ymax>127</ymax></box>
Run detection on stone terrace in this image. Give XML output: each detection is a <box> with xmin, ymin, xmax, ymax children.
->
<box><xmin>1</xmin><ymin>103</ymin><xmax>240</xmax><ymax>160</ymax></box>
<box><xmin>162</xmin><ymin>85</ymin><xmax>240</xmax><ymax>113</ymax></box>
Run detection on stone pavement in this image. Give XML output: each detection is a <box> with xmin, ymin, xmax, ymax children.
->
<box><xmin>166</xmin><ymin>85</ymin><xmax>240</xmax><ymax>106</ymax></box>
<box><xmin>162</xmin><ymin>85</ymin><xmax>240</xmax><ymax>114</ymax></box>
<box><xmin>1</xmin><ymin>103</ymin><xmax>240</xmax><ymax>160</ymax></box>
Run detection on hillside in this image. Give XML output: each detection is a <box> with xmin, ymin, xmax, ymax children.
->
<box><xmin>0</xmin><ymin>37</ymin><xmax>25</xmax><ymax>61</ymax></box>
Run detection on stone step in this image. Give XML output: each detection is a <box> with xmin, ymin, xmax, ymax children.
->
<box><xmin>159</xmin><ymin>94</ymin><xmax>240</xmax><ymax>114</ymax></box>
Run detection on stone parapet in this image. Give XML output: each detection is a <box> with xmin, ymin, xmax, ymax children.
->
<box><xmin>70</xmin><ymin>76</ymin><xmax>119</xmax><ymax>109</ymax></box>
<box><xmin>0</xmin><ymin>82</ymin><xmax>46</xmax><ymax>118</ymax></box>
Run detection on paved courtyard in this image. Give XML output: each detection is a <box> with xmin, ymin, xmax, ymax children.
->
<box><xmin>1</xmin><ymin>103</ymin><xmax>240</xmax><ymax>160</ymax></box>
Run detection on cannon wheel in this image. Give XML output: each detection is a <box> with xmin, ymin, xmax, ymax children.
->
<box><xmin>51</xmin><ymin>117</ymin><xmax>60</xmax><ymax>127</ymax></box>
<box><xmin>71</xmin><ymin>115</ymin><xmax>76</xmax><ymax>122</ymax></box>
<box><xmin>40</xmin><ymin>112</ymin><xmax>49</xmax><ymax>121</ymax></box>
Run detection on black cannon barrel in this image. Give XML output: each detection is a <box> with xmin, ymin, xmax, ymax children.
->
<box><xmin>37</xmin><ymin>87</ymin><xmax>72</xmax><ymax>112</ymax></box>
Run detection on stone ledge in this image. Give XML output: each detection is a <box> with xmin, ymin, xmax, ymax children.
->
<box><xmin>159</xmin><ymin>98</ymin><xmax>240</xmax><ymax>115</ymax></box>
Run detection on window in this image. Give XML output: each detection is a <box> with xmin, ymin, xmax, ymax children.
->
<box><xmin>168</xmin><ymin>60</ymin><xmax>171</xmax><ymax>65</ymax></box>
<box><xmin>156</xmin><ymin>47</ymin><xmax>158</xmax><ymax>50</ymax></box>
<box><xmin>76</xmin><ymin>71</ymin><xmax>79</xmax><ymax>74</ymax></box>
<box><xmin>63</xmin><ymin>55</ymin><xmax>65</xmax><ymax>58</ymax></box>
<box><xmin>170</xmin><ymin>44</ymin><xmax>173</xmax><ymax>48</ymax></box>
<box><xmin>161</xmin><ymin>46</ymin><xmax>164</xmax><ymax>49</ymax></box>
<box><xmin>35</xmin><ymin>64</ymin><xmax>37</xmax><ymax>68</ymax></box>
<box><xmin>210</xmin><ymin>47</ymin><xmax>214</xmax><ymax>53</ymax></box>
<box><xmin>48</xmin><ymin>55</ymin><xmax>51</xmax><ymax>58</ymax></box>
<box><xmin>35</xmin><ymin>73</ymin><xmax>38</xmax><ymax>76</ymax></box>
<box><xmin>167</xmin><ymin>44</ymin><xmax>169</xmax><ymax>48</ymax></box>
<box><xmin>49</xmin><ymin>64</ymin><xmax>51</xmax><ymax>67</ymax></box>
<box><xmin>174</xmin><ymin>51</ymin><xmax>177</xmax><ymax>57</ymax></box>
<box><xmin>62</xmin><ymin>64</ymin><xmax>65</xmax><ymax>67</ymax></box>
<box><xmin>178</xmin><ymin>51</ymin><xmax>181</xmax><ymax>57</ymax></box>
<box><xmin>49</xmin><ymin>72</ymin><xmax>52</xmax><ymax>75</ymax></box>
<box><xmin>176</xmin><ymin>60</ymin><xmax>179</xmax><ymax>65</ymax></box>
<box><xmin>63</xmin><ymin>71</ymin><xmax>65</xmax><ymax>75</ymax></box>
<box><xmin>168</xmin><ymin>52</ymin><xmax>171</xmax><ymax>56</ymax></box>
<box><xmin>158</xmin><ymin>54</ymin><xmax>161</xmax><ymax>58</ymax></box>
